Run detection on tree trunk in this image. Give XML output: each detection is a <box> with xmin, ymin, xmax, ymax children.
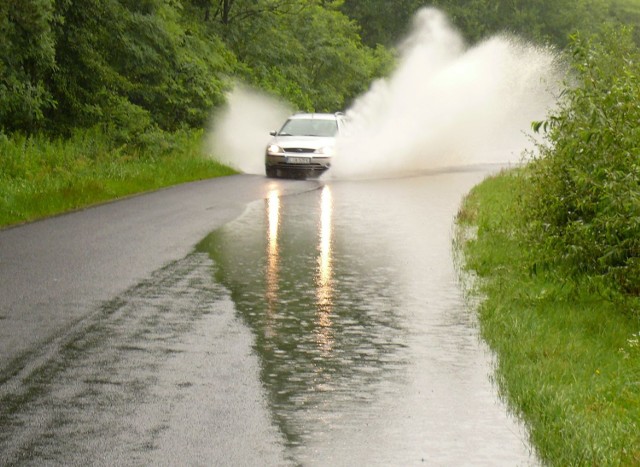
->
<box><xmin>221</xmin><ymin>0</ymin><xmax>233</xmax><ymax>25</ymax></box>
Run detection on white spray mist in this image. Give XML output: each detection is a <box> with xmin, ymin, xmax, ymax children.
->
<box><xmin>206</xmin><ymin>8</ymin><xmax>563</xmax><ymax>179</ymax></box>
<box><xmin>205</xmin><ymin>84</ymin><xmax>292</xmax><ymax>174</ymax></box>
<box><xmin>331</xmin><ymin>8</ymin><xmax>563</xmax><ymax>179</ymax></box>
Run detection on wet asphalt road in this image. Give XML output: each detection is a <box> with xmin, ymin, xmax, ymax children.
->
<box><xmin>0</xmin><ymin>175</ymin><xmax>316</xmax><ymax>464</ymax></box>
<box><xmin>0</xmin><ymin>175</ymin><xmax>317</xmax><ymax>372</ymax></box>
<box><xmin>0</xmin><ymin>170</ymin><xmax>535</xmax><ymax>465</ymax></box>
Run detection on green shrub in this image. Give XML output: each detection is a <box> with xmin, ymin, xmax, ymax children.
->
<box><xmin>527</xmin><ymin>27</ymin><xmax>640</xmax><ymax>296</ymax></box>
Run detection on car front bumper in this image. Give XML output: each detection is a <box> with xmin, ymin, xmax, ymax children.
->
<box><xmin>265</xmin><ymin>154</ymin><xmax>331</xmax><ymax>179</ymax></box>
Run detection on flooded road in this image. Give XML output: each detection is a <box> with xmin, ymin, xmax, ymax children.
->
<box><xmin>0</xmin><ymin>169</ymin><xmax>536</xmax><ymax>465</ymax></box>
<box><xmin>199</xmin><ymin>167</ymin><xmax>535</xmax><ymax>465</ymax></box>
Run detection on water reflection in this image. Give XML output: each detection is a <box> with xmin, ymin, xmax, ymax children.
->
<box><xmin>198</xmin><ymin>183</ymin><xmax>406</xmax><ymax>453</ymax></box>
<box><xmin>197</xmin><ymin>171</ymin><xmax>534</xmax><ymax>465</ymax></box>
<box><xmin>315</xmin><ymin>185</ymin><xmax>334</xmax><ymax>354</ymax></box>
<box><xmin>266</xmin><ymin>189</ymin><xmax>280</xmax><ymax>316</ymax></box>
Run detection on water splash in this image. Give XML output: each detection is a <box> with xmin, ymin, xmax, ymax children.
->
<box><xmin>205</xmin><ymin>84</ymin><xmax>292</xmax><ymax>174</ymax></box>
<box><xmin>206</xmin><ymin>8</ymin><xmax>563</xmax><ymax>179</ymax></box>
<box><xmin>331</xmin><ymin>8</ymin><xmax>563</xmax><ymax>179</ymax></box>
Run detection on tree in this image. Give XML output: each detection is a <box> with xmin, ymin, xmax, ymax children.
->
<box><xmin>340</xmin><ymin>0</ymin><xmax>423</xmax><ymax>46</ymax></box>
<box><xmin>222</xmin><ymin>0</ymin><xmax>392</xmax><ymax>111</ymax></box>
<box><xmin>0</xmin><ymin>0</ymin><xmax>56</xmax><ymax>133</ymax></box>
<box><xmin>340</xmin><ymin>0</ymin><xmax>620</xmax><ymax>49</ymax></box>
<box><xmin>47</xmin><ymin>0</ymin><xmax>232</xmax><ymax>135</ymax></box>
<box><xmin>0</xmin><ymin>0</ymin><xmax>391</xmax><ymax>136</ymax></box>
<box><xmin>429</xmin><ymin>0</ymin><xmax>610</xmax><ymax>47</ymax></box>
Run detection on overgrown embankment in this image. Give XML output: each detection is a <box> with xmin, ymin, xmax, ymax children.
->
<box><xmin>0</xmin><ymin>129</ymin><xmax>236</xmax><ymax>227</ymax></box>
<box><xmin>458</xmin><ymin>172</ymin><xmax>639</xmax><ymax>465</ymax></box>
<box><xmin>457</xmin><ymin>29</ymin><xmax>640</xmax><ymax>465</ymax></box>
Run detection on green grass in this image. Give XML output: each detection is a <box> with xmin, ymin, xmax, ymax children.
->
<box><xmin>0</xmin><ymin>128</ymin><xmax>237</xmax><ymax>227</ymax></box>
<box><xmin>457</xmin><ymin>170</ymin><xmax>640</xmax><ymax>466</ymax></box>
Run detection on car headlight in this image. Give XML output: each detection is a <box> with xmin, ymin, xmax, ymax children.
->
<box><xmin>314</xmin><ymin>146</ymin><xmax>334</xmax><ymax>156</ymax></box>
<box><xmin>267</xmin><ymin>144</ymin><xmax>284</xmax><ymax>155</ymax></box>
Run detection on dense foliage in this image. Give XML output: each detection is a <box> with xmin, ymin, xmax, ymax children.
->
<box><xmin>527</xmin><ymin>28</ymin><xmax>640</xmax><ymax>296</ymax></box>
<box><xmin>3</xmin><ymin>0</ymin><xmax>640</xmax><ymax>139</ymax></box>
<box><xmin>341</xmin><ymin>0</ymin><xmax>640</xmax><ymax>47</ymax></box>
<box><xmin>0</xmin><ymin>0</ymin><xmax>57</xmax><ymax>132</ymax></box>
<box><xmin>0</xmin><ymin>0</ymin><xmax>392</xmax><ymax>138</ymax></box>
<box><xmin>219</xmin><ymin>1</ymin><xmax>391</xmax><ymax>112</ymax></box>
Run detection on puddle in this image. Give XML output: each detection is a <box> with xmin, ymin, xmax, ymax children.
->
<box><xmin>198</xmin><ymin>169</ymin><xmax>537</xmax><ymax>465</ymax></box>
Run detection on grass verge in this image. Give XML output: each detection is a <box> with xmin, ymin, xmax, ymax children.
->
<box><xmin>0</xmin><ymin>128</ymin><xmax>237</xmax><ymax>228</ymax></box>
<box><xmin>456</xmin><ymin>169</ymin><xmax>640</xmax><ymax>465</ymax></box>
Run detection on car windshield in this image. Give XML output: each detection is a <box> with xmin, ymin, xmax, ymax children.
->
<box><xmin>278</xmin><ymin>118</ymin><xmax>338</xmax><ymax>137</ymax></box>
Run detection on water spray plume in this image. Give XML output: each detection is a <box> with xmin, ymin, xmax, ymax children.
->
<box><xmin>332</xmin><ymin>8</ymin><xmax>563</xmax><ymax>179</ymax></box>
<box><xmin>206</xmin><ymin>84</ymin><xmax>292</xmax><ymax>174</ymax></box>
<box><xmin>206</xmin><ymin>8</ymin><xmax>563</xmax><ymax>179</ymax></box>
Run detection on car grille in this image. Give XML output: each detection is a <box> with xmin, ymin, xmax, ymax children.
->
<box><xmin>284</xmin><ymin>147</ymin><xmax>315</xmax><ymax>153</ymax></box>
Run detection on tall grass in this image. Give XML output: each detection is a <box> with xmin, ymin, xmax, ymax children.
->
<box><xmin>457</xmin><ymin>171</ymin><xmax>640</xmax><ymax>465</ymax></box>
<box><xmin>456</xmin><ymin>27</ymin><xmax>640</xmax><ymax>465</ymax></box>
<box><xmin>0</xmin><ymin>127</ymin><xmax>236</xmax><ymax>227</ymax></box>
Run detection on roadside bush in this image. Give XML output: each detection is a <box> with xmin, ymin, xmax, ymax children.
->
<box><xmin>527</xmin><ymin>27</ymin><xmax>640</xmax><ymax>296</ymax></box>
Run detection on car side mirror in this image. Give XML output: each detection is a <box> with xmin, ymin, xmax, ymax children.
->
<box><xmin>269</xmin><ymin>131</ymin><xmax>277</xmax><ymax>136</ymax></box>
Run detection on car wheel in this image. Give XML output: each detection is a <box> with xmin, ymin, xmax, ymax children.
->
<box><xmin>265</xmin><ymin>166</ymin><xmax>278</xmax><ymax>178</ymax></box>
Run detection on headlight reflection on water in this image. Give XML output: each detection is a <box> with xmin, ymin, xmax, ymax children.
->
<box><xmin>315</xmin><ymin>185</ymin><xmax>334</xmax><ymax>354</ymax></box>
<box><xmin>264</xmin><ymin>185</ymin><xmax>336</xmax><ymax>354</ymax></box>
<box><xmin>265</xmin><ymin>189</ymin><xmax>281</xmax><ymax>319</ymax></box>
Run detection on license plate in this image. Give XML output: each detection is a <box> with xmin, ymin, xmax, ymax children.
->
<box><xmin>287</xmin><ymin>157</ymin><xmax>310</xmax><ymax>164</ymax></box>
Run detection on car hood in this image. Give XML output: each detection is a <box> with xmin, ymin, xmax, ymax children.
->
<box><xmin>270</xmin><ymin>135</ymin><xmax>335</xmax><ymax>150</ymax></box>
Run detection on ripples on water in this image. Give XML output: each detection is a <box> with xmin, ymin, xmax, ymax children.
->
<box><xmin>197</xmin><ymin>170</ymin><xmax>536</xmax><ymax>465</ymax></box>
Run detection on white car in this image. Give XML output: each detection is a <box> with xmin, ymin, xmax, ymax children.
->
<box><xmin>265</xmin><ymin>113</ymin><xmax>345</xmax><ymax>179</ymax></box>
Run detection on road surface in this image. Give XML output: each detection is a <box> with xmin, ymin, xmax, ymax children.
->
<box><xmin>0</xmin><ymin>175</ymin><xmax>317</xmax><ymax>372</ymax></box>
<box><xmin>0</xmin><ymin>170</ymin><xmax>536</xmax><ymax>465</ymax></box>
